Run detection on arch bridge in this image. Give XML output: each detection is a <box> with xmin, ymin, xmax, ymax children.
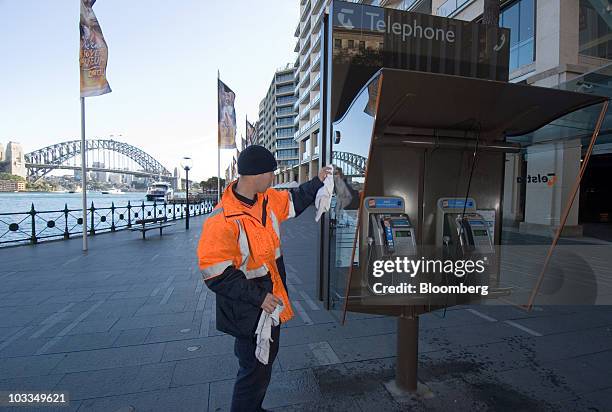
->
<box><xmin>25</xmin><ymin>139</ymin><xmax>172</xmax><ymax>182</ymax></box>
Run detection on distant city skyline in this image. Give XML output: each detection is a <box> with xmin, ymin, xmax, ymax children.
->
<box><xmin>0</xmin><ymin>1</ymin><xmax>299</xmax><ymax>181</ymax></box>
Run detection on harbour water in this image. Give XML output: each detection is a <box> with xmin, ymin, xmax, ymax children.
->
<box><xmin>0</xmin><ymin>191</ymin><xmax>150</xmax><ymax>215</ymax></box>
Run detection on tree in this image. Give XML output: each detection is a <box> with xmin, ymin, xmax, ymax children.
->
<box><xmin>0</xmin><ymin>172</ymin><xmax>25</xmax><ymax>182</ymax></box>
<box><xmin>200</xmin><ymin>176</ymin><xmax>225</xmax><ymax>192</ymax></box>
<box><xmin>483</xmin><ymin>0</ymin><xmax>500</xmax><ymax>26</ymax></box>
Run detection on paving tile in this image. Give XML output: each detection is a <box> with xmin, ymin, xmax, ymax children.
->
<box><xmin>0</xmin><ymin>373</ymin><xmax>65</xmax><ymax>392</ymax></box>
<box><xmin>494</xmin><ymin>366</ymin><xmax>582</xmax><ymax>403</ymax></box>
<box><xmin>171</xmin><ymin>353</ymin><xmax>238</xmax><ymax>386</ymax></box>
<box><xmin>144</xmin><ymin>322</ymin><xmax>205</xmax><ymax>344</ymax></box>
<box><xmin>161</xmin><ymin>334</ymin><xmax>234</xmax><ymax>362</ymax></box>
<box><xmin>51</xmin><ymin>343</ymin><xmax>166</xmax><ymax>374</ymax></box>
<box><xmin>76</xmin><ymin>383</ymin><xmax>209</xmax><ymax>412</ymax></box>
<box><xmin>55</xmin><ymin>362</ymin><xmax>175</xmax><ymax>400</ymax></box>
<box><xmin>278</xmin><ymin>341</ymin><xmax>341</xmax><ymax>371</ymax></box>
<box><xmin>0</xmin><ymin>353</ymin><xmax>66</xmax><ymax>379</ymax></box>
<box><xmin>113</xmin><ymin>327</ymin><xmax>151</xmax><ymax>347</ymax></box>
<box><xmin>110</xmin><ymin>312</ymin><xmax>194</xmax><ymax>331</ymax></box>
<box><xmin>328</xmin><ymin>333</ymin><xmax>397</xmax><ymax>363</ymax></box>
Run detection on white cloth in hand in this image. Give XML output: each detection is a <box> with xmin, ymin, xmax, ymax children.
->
<box><xmin>255</xmin><ymin>303</ymin><xmax>283</xmax><ymax>365</ymax></box>
<box><xmin>314</xmin><ymin>166</ymin><xmax>334</xmax><ymax>222</ymax></box>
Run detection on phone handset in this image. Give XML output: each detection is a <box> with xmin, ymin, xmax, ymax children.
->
<box><xmin>370</xmin><ymin>214</ymin><xmax>396</xmax><ymax>256</ymax></box>
<box><xmin>370</xmin><ymin>215</ymin><xmax>384</xmax><ymax>250</ymax></box>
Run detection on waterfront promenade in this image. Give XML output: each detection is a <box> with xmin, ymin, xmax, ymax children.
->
<box><xmin>1</xmin><ymin>207</ymin><xmax>611</xmax><ymax>411</ymax></box>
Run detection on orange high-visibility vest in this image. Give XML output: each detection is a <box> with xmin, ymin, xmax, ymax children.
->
<box><xmin>197</xmin><ymin>180</ymin><xmax>297</xmax><ymax>323</ymax></box>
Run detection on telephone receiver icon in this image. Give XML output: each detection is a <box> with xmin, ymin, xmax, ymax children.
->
<box><xmin>493</xmin><ymin>33</ymin><xmax>506</xmax><ymax>52</ymax></box>
<box><xmin>337</xmin><ymin>8</ymin><xmax>355</xmax><ymax>29</ymax></box>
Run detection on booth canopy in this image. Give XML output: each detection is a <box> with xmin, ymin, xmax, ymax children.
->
<box><xmin>374</xmin><ymin>68</ymin><xmax>608</xmax><ymax>138</ymax></box>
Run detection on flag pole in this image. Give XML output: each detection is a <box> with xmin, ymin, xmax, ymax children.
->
<box><xmin>217</xmin><ymin>70</ymin><xmax>221</xmax><ymax>204</ymax></box>
<box><xmin>80</xmin><ymin>96</ymin><xmax>88</xmax><ymax>251</ymax></box>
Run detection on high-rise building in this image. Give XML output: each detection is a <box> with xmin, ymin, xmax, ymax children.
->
<box><xmin>293</xmin><ymin>0</ymin><xmax>419</xmax><ymax>183</ymax></box>
<box><xmin>91</xmin><ymin>162</ymin><xmax>107</xmax><ymax>182</ymax></box>
<box><xmin>257</xmin><ymin>64</ymin><xmax>299</xmax><ymax>184</ymax></box>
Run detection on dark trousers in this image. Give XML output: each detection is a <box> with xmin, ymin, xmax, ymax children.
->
<box><xmin>231</xmin><ymin>325</ymin><xmax>280</xmax><ymax>412</ymax></box>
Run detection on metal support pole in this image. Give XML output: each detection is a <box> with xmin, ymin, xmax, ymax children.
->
<box><xmin>185</xmin><ymin>167</ymin><xmax>190</xmax><ymax>230</ymax></box>
<box><xmin>80</xmin><ymin>97</ymin><xmax>88</xmax><ymax>251</ymax></box>
<box><xmin>217</xmin><ymin>147</ymin><xmax>221</xmax><ymax>204</ymax></box>
<box><xmin>396</xmin><ymin>313</ymin><xmax>419</xmax><ymax>392</ymax></box>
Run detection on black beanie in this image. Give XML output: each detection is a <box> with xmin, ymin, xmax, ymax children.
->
<box><xmin>237</xmin><ymin>145</ymin><xmax>277</xmax><ymax>176</ymax></box>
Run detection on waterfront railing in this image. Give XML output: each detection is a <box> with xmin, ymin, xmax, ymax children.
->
<box><xmin>0</xmin><ymin>197</ymin><xmax>217</xmax><ymax>247</ymax></box>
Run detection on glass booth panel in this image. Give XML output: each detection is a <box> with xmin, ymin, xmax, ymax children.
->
<box><xmin>327</xmin><ymin>75</ymin><xmax>380</xmax><ymax>313</ymax></box>
<box><xmin>497</xmin><ymin>102</ymin><xmax>612</xmax><ymax>307</ymax></box>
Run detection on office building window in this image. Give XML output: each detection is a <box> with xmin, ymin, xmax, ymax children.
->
<box><xmin>277</xmin><ymin>128</ymin><xmax>295</xmax><ymax>138</ymax></box>
<box><xmin>277</xmin><ymin>117</ymin><xmax>294</xmax><ymax>127</ymax></box>
<box><xmin>500</xmin><ymin>0</ymin><xmax>535</xmax><ymax>72</ymax></box>
<box><xmin>335</xmin><ymin>38</ymin><xmax>342</xmax><ymax>49</ymax></box>
<box><xmin>348</xmin><ymin>39</ymin><xmax>354</xmax><ymax>49</ymax></box>
<box><xmin>359</xmin><ymin>41</ymin><xmax>365</xmax><ymax>50</ymax></box>
<box><xmin>579</xmin><ymin>0</ymin><xmax>612</xmax><ymax>59</ymax></box>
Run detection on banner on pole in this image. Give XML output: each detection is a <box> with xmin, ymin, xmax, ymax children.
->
<box><xmin>246</xmin><ymin>120</ymin><xmax>257</xmax><ymax>146</ymax></box>
<box><xmin>218</xmin><ymin>79</ymin><xmax>237</xmax><ymax>149</ymax></box>
<box><xmin>80</xmin><ymin>0</ymin><xmax>112</xmax><ymax>97</ymax></box>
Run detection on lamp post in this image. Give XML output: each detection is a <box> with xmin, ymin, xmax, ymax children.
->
<box><xmin>181</xmin><ymin>157</ymin><xmax>193</xmax><ymax>230</ymax></box>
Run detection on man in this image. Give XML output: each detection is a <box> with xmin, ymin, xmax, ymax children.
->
<box><xmin>197</xmin><ymin>145</ymin><xmax>330</xmax><ymax>412</ymax></box>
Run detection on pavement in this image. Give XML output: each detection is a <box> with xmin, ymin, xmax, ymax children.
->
<box><xmin>1</xmin><ymin>207</ymin><xmax>611</xmax><ymax>411</ymax></box>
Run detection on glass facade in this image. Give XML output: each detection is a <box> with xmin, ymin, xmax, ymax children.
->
<box><xmin>276</xmin><ymin>84</ymin><xmax>294</xmax><ymax>94</ymax></box>
<box><xmin>579</xmin><ymin>0</ymin><xmax>612</xmax><ymax>59</ymax></box>
<box><xmin>277</xmin><ymin>117</ymin><xmax>294</xmax><ymax>127</ymax></box>
<box><xmin>277</xmin><ymin>95</ymin><xmax>296</xmax><ymax>105</ymax></box>
<box><xmin>276</xmin><ymin>73</ymin><xmax>294</xmax><ymax>83</ymax></box>
<box><xmin>437</xmin><ymin>0</ymin><xmax>471</xmax><ymax>17</ymax></box>
<box><xmin>276</xmin><ymin>148</ymin><xmax>299</xmax><ymax>159</ymax></box>
<box><xmin>500</xmin><ymin>0</ymin><xmax>535</xmax><ymax>72</ymax></box>
<box><xmin>277</xmin><ymin>106</ymin><xmax>294</xmax><ymax>116</ymax></box>
<box><xmin>277</xmin><ymin>127</ymin><xmax>295</xmax><ymax>138</ymax></box>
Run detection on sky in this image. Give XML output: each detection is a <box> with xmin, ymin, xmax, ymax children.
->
<box><xmin>0</xmin><ymin>0</ymin><xmax>299</xmax><ymax>182</ymax></box>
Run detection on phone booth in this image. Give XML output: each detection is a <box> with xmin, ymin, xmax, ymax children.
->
<box><xmin>320</xmin><ymin>67</ymin><xmax>607</xmax><ymax>396</ymax></box>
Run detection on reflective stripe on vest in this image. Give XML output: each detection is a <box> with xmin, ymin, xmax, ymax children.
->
<box><xmin>201</xmin><ymin>259</ymin><xmax>233</xmax><ymax>279</ymax></box>
<box><xmin>245</xmin><ymin>263</ymin><xmax>269</xmax><ymax>279</ymax></box>
<box><xmin>287</xmin><ymin>192</ymin><xmax>296</xmax><ymax>218</ymax></box>
<box><xmin>270</xmin><ymin>210</ymin><xmax>280</xmax><ymax>239</ymax></box>
<box><xmin>236</xmin><ymin>220</ymin><xmax>250</xmax><ymax>272</ymax></box>
<box><xmin>208</xmin><ymin>207</ymin><xmax>224</xmax><ymax>219</ymax></box>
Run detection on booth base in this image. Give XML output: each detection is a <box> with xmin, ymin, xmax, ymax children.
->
<box><xmin>384</xmin><ymin>380</ymin><xmax>434</xmax><ymax>402</ymax></box>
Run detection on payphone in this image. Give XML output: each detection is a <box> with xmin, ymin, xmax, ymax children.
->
<box><xmin>364</xmin><ymin>196</ymin><xmax>416</xmax><ymax>258</ymax></box>
<box><xmin>436</xmin><ymin>197</ymin><xmax>494</xmax><ymax>256</ymax></box>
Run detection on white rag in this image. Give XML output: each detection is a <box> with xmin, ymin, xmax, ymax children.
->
<box><xmin>314</xmin><ymin>166</ymin><xmax>334</xmax><ymax>222</ymax></box>
<box><xmin>255</xmin><ymin>303</ymin><xmax>283</xmax><ymax>365</ymax></box>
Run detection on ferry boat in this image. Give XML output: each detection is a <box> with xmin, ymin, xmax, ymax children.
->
<box><xmin>146</xmin><ymin>182</ymin><xmax>173</xmax><ymax>201</ymax></box>
<box><xmin>101</xmin><ymin>188</ymin><xmax>123</xmax><ymax>195</ymax></box>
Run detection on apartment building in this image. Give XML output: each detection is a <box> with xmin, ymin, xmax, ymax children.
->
<box><xmin>0</xmin><ymin>180</ymin><xmax>26</xmax><ymax>192</ymax></box>
<box><xmin>257</xmin><ymin>64</ymin><xmax>299</xmax><ymax>184</ymax></box>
